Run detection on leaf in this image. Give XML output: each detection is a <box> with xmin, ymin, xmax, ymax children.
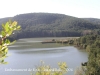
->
<box><xmin>1</xmin><ymin>59</ymin><xmax>4</xmax><ymax>63</ymax></box>
<box><xmin>2</xmin><ymin>23</ymin><xmax>5</xmax><ymax>30</ymax></box>
<box><xmin>1</xmin><ymin>46</ymin><xmax>7</xmax><ymax>51</ymax></box>
<box><xmin>5</xmin><ymin>22</ymin><xmax>9</xmax><ymax>32</ymax></box>
<box><xmin>4</xmin><ymin>48</ymin><xmax>8</xmax><ymax>54</ymax></box>
<box><xmin>3</xmin><ymin>62</ymin><xmax>8</xmax><ymax>64</ymax></box>
<box><xmin>0</xmin><ymin>56</ymin><xmax>6</xmax><ymax>60</ymax></box>
<box><xmin>17</xmin><ymin>26</ymin><xmax>21</xmax><ymax>29</ymax></box>
<box><xmin>10</xmin><ymin>40</ymin><xmax>16</xmax><ymax>45</ymax></box>
<box><xmin>5</xmin><ymin>39</ymin><xmax>10</xmax><ymax>44</ymax></box>
<box><xmin>9</xmin><ymin>20</ymin><xmax>12</xmax><ymax>24</ymax></box>
<box><xmin>1</xmin><ymin>31</ymin><xmax>6</xmax><ymax>37</ymax></box>
<box><xmin>0</xmin><ymin>45</ymin><xmax>2</xmax><ymax>50</ymax></box>
<box><xmin>12</xmin><ymin>21</ymin><xmax>17</xmax><ymax>26</ymax></box>
<box><xmin>8</xmin><ymin>31</ymin><xmax>12</xmax><ymax>36</ymax></box>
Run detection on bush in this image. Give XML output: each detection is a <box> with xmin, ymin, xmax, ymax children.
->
<box><xmin>31</xmin><ymin>61</ymin><xmax>67</xmax><ymax>75</ymax></box>
<box><xmin>0</xmin><ymin>20</ymin><xmax>21</xmax><ymax>64</ymax></box>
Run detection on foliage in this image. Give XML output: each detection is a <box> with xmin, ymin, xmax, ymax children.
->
<box><xmin>73</xmin><ymin>34</ymin><xmax>100</xmax><ymax>75</ymax></box>
<box><xmin>74</xmin><ymin>66</ymin><xmax>87</xmax><ymax>75</ymax></box>
<box><xmin>0</xmin><ymin>20</ymin><xmax>21</xmax><ymax>64</ymax></box>
<box><xmin>31</xmin><ymin>61</ymin><xmax>67</xmax><ymax>75</ymax></box>
<box><xmin>83</xmin><ymin>18</ymin><xmax>100</xmax><ymax>24</ymax></box>
<box><xmin>86</xmin><ymin>43</ymin><xmax>100</xmax><ymax>75</ymax></box>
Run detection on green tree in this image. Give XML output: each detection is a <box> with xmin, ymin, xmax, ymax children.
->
<box><xmin>86</xmin><ymin>43</ymin><xmax>100</xmax><ymax>75</ymax></box>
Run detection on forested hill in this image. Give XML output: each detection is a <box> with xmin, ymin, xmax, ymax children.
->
<box><xmin>0</xmin><ymin>13</ymin><xmax>100</xmax><ymax>39</ymax></box>
<box><xmin>83</xmin><ymin>18</ymin><xmax>100</xmax><ymax>24</ymax></box>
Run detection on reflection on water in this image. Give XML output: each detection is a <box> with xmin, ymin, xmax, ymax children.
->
<box><xmin>1</xmin><ymin>38</ymin><xmax>88</xmax><ymax>75</ymax></box>
<box><xmin>9</xmin><ymin>42</ymin><xmax>65</xmax><ymax>49</ymax></box>
<box><xmin>16</xmin><ymin>48</ymin><xmax>68</xmax><ymax>54</ymax></box>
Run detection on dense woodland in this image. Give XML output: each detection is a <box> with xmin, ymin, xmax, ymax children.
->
<box><xmin>0</xmin><ymin>13</ymin><xmax>100</xmax><ymax>40</ymax></box>
<box><xmin>61</xmin><ymin>34</ymin><xmax>100</xmax><ymax>75</ymax></box>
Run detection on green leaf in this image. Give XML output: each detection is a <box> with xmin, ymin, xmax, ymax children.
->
<box><xmin>1</xmin><ymin>46</ymin><xmax>7</xmax><ymax>51</ymax></box>
<box><xmin>2</xmin><ymin>23</ymin><xmax>5</xmax><ymax>30</ymax></box>
<box><xmin>1</xmin><ymin>59</ymin><xmax>4</xmax><ymax>63</ymax></box>
<box><xmin>4</xmin><ymin>48</ymin><xmax>8</xmax><ymax>54</ymax></box>
<box><xmin>0</xmin><ymin>45</ymin><xmax>2</xmax><ymax>50</ymax></box>
<box><xmin>17</xmin><ymin>26</ymin><xmax>21</xmax><ymax>29</ymax></box>
<box><xmin>3</xmin><ymin>62</ymin><xmax>8</xmax><ymax>64</ymax></box>
<box><xmin>0</xmin><ymin>56</ymin><xmax>6</xmax><ymax>60</ymax></box>
<box><xmin>9</xmin><ymin>20</ymin><xmax>12</xmax><ymax>24</ymax></box>
<box><xmin>8</xmin><ymin>31</ymin><xmax>12</xmax><ymax>36</ymax></box>
<box><xmin>12</xmin><ymin>21</ymin><xmax>17</xmax><ymax>26</ymax></box>
<box><xmin>1</xmin><ymin>31</ymin><xmax>6</xmax><ymax>37</ymax></box>
<box><xmin>5</xmin><ymin>39</ymin><xmax>10</xmax><ymax>44</ymax></box>
<box><xmin>5</xmin><ymin>22</ymin><xmax>9</xmax><ymax>32</ymax></box>
<box><xmin>10</xmin><ymin>40</ymin><xmax>16</xmax><ymax>45</ymax></box>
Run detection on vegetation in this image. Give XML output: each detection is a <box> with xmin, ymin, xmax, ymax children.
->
<box><xmin>83</xmin><ymin>18</ymin><xmax>100</xmax><ymax>24</ymax></box>
<box><xmin>74</xmin><ymin>66</ymin><xmax>87</xmax><ymax>75</ymax></box>
<box><xmin>31</xmin><ymin>61</ymin><xmax>67</xmax><ymax>75</ymax></box>
<box><xmin>0</xmin><ymin>13</ymin><xmax>100</xmax><ymax>40</ymax></box>
<box><xmin>0</xmin><ymin>20</ymin><xmax>20</xmax><ymax>64</ymax></box>
<box><xmin>71</xmin><ymin>34</ymin><xmax>100</xmax><ymax>75</ymax></box>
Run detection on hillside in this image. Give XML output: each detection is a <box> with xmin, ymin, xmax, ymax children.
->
<box><xmin>0</xmin><ymin>13</ymin><xmax>100</xmax><ymax>39</ymax></box>
<box><xmin>83</xmin><ymin>18</ymin><xmax>100</xmax><ymax>24</ymax></box>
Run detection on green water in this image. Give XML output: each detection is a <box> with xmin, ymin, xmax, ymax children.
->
<box><xmin>0</xmin><ymin>38</ymin><xmax>88</xmax><ymax>75</ymax></box>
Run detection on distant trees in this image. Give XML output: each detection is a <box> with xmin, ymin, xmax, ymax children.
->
<box><xmin>0</xmin><ymin>13</ymin><xmax>100</xmax><ymax>39</ymax></box>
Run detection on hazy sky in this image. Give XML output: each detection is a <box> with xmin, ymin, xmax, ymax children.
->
<box><xmin>0</xmin><ymin>0</ymin><xmax>100</xmax><ymax>18</ymax></box>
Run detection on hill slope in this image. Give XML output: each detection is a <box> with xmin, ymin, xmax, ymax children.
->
<box><xmin>83</xmin><ymin>18</ymin><xmax>100</xmax><ymax>24</ymax></box>
<box><xmin>0</xmin><ymin>13</ymin><xmax>100</xmax><ymax>39</ymax></box>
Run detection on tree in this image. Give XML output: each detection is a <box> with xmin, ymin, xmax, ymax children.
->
<box><xmin>86</xmin><ymin>43</ymin><xmax>100</xmax><ymax>75</ymax></box>
<box><xmin>0</xmin><ymin>20</ymin><xmax>21</xmax><ymax>64</ymax></box>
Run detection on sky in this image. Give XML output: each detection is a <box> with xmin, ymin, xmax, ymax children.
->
<box><xmin>0</xmin><ymin>0</ymin><xmax>100</xmax><ymax>19</ymax></box>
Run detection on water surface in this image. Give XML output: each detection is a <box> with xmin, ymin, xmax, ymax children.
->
<box><xmin>0</xmin><ymin>38</ymin><xmax>88</xmax><ymax>75</ymax></box>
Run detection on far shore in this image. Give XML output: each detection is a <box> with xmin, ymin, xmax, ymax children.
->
<box><xmin>17</xmin><ymin>37</ymin><xmax>79</xmax><ymax>40</ymax></box>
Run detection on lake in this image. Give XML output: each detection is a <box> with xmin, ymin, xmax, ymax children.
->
<box><xmin>0</xmin><ymin>37</ymin><xmax>88</xmax><ymax>75</ymax></box>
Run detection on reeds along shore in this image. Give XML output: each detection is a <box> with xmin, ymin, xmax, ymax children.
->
<box><xmin>41</xmin><ymin>39</ymin><xmax>75</xmax><ymax>44</ymax></box>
